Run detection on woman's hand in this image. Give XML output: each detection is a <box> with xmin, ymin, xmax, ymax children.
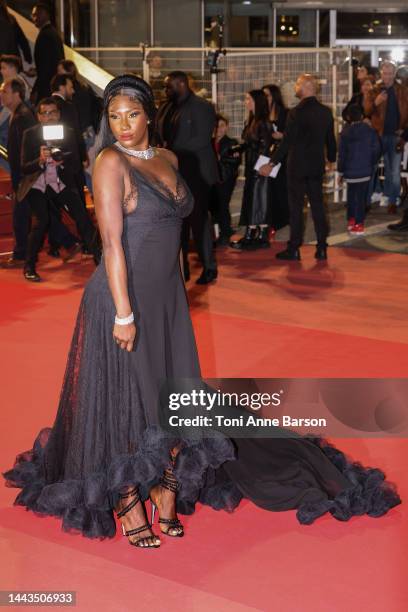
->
<box><xmin>374</xmin><ymin>91</ymin><xmax>388</xmax><ymax>107</ymax></box>
<box><xmin>258</xmin><ymin>163</ymin><xmax>273</xmax><ymax>177</ymax></box>
<box><xmin>272</xmin><ymin>131</ymin><xmax>283</xmax><ymax>140</ymax></box>
<box><xmin>113</xmin><ymin>322</ymin><xmax>136</xmax><ymax>352</ymax></box>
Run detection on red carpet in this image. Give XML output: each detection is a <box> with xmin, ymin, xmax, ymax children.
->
<box><xmin>0</xmin><ymin>243</ymin><xmax>407</xmax><ymax>611</ymax></box>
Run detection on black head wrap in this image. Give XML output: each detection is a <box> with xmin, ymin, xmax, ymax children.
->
<box><xmin>96</xmin><ymin>74</ymin><xmax>156</xmax><ymax>153</ymax></box>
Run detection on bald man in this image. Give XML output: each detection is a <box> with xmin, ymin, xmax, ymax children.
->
<box><xmin>263</xmin><ymin>74</ymin><xmax>337</xmax><ymax>260</ymax></box>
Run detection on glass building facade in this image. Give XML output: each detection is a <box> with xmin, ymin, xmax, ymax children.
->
<box><xmin>8</xmin><ymin>1</ymin><xmax>408</xmax><ymax>68</ymax></box>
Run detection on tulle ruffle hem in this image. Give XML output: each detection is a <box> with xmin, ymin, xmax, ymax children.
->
<box><xmin>3</xmin><ymin>425</ymin><xmax>236</xmax><ymax>539</ymax></box>
<box><xmin>296</xmin><ymin>437</ymin><xmax>401</xmax><ymax>524</ymax></box>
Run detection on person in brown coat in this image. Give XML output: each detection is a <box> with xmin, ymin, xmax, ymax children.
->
<box><xmin>364</xmin><ymin>61</ymin><xmax>408</xmax><ymax>214</ymax></box>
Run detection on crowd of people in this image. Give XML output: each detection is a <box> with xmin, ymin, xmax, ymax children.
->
<box><xmin>0</xmin><ymin>2</ymin><xmax>102</xmax><ymax>281</ymax></box>
<box><xmin>1</xmin><ymin>0</ymin><xmax>408</xmax><ymax>283</ymax></box>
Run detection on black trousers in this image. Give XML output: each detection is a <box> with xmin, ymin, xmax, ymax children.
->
<box><xmin>287</xmin><ymin>174</ymin><xmax>328</xmax><ymax>249</ymax></box>
<box><xmin>12</xmin><ymin>196</ymin><xmax>31</xmax><ymax>260</ymax></box>
<box><xmin>213</xmin><ymin>178</ymin><xmax>236</xmax><ymax>237</ymax></box>
<box><xmin>181</xmin><ymin>181</ymin><xmax>217</xmax><ymax>272</ymax></box>
<box><xmin>26</xmin><ymin>186</ymin><xmax>97</xmax><ymax>267</ymax></box>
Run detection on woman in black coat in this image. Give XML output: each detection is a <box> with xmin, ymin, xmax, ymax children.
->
<box><xmin>230</xmin><ymin>89</ymin><xmax>273</xmax><ymax>250</ymax></box>
<box><xmin>342</xmin><ymin>77</ymin><xmax>374</xmax><ymax>123</ymax></box>
<box><xmin>263</xmin><ymin>84</ymin><xmax>290</xmax><ymax>235</ymax></box>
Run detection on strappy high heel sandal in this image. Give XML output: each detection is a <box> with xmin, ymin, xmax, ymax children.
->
<box><xmin>116</xmin><ymin>486</ymin><xmax>161</xmax><ymax>549</ymax></box>
<box><xmin>151</xmin><ymin>469</ymin><xmax>184</xmax><ymax>538</ymax></box>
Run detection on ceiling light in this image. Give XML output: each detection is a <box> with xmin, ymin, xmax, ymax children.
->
<box><xmin>281</xmin><ymin>25</ymin><xmax>286</xmax><ymax>31</ymax></box>
<box><xmin>368</xmin><ymin>28</ymin><xmax>374</xmax><ymax>33</ymax></box>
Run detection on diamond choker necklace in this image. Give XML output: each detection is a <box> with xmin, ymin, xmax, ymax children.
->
<box><xmin>114</xmin><ymin>141</ymin><xmax>155</xmax><ymax>160</ymax></box>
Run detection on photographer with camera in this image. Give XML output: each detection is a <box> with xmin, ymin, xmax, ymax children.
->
<box><xmin>18</xmin><ymin>97</ymin><xmax>100</xmax><ymax>282</ymax></box>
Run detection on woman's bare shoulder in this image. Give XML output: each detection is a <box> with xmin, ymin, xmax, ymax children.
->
<box><xmin>155</xmin><ymin>147</ymin><xmax>178</xmax><ymax>170</ymax></box>
<box><xmin>95</xmin><ymin>146</ymin><xmax>125</xmax><ymax>172</ymax></box>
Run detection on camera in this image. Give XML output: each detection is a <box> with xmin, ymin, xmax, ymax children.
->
<box><xmin>42</xmin><ymin>124</ymin><xmax>66</xmax><ymax>162</ymax></box>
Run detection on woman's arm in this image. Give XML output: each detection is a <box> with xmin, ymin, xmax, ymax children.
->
<box><xmin>93</xmin><ymin>148</ymin><xmax>135</xmax><ymax>352</ymax></box>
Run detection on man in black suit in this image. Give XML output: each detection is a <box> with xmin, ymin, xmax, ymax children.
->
<box><xmin>50</xmin><ymin>73</ymin><xmax>86</xmax><ymax>159</ymax></box>
<box><xmin>0</xmin><ymin>77</ymin><xmax>35</xmax><ymax>267</ymax></box>
<box><xmin>50</xmin><ymin>72</ymin><xmax>88</xmax><ymax>201</ymax></box>
<box><xmin>31</xmin><ymin>3</ymin><xmax>64</xmax><ymax>103</ymax></box>
<box><xmin>263</xmin><ymin>73</ymin><xmax>337</xmax><ymax>261</ymax></box>
<box><xmin>19</xmin><ymin>97</ymin><xmax>99</xmax><ymax>281</ymax></box>
<box><xmin>156</xmin><ymin>71</ymin><xmax>218</xmax><ymax>284</ymax></box>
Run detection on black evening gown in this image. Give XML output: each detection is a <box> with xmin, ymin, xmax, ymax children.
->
<box><xmin>3</xmin><ymin>151</ymin><xmax>400</xmax><ymax>538</ymax></box>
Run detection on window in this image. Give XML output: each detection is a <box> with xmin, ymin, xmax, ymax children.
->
<box><xmin>98</xmin><ymin>0</ymin><xmax>148</xmax><ymax>47</ymax></box>
<box><xmin>337</xmin><ymin>12</ymin><xmax>408</xmax><ymax>39</ymax></box>
<box><xmin>154</xmin><ymin>0</ymin><xmax>202</xmax><ymax>46</ymax></box>
<box><xmin>205</xmin><ymin>0</ymin><xmax>272</xmax><ymax>47</ymax></box>
<box><xmin>276</xmin><ymin>10</ymin><xmax>316</xmax><ymax>47</ymax></box>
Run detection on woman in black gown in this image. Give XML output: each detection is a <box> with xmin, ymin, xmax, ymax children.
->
<box><xmin>3</xmin><ymin>76</ymin><xmax>401</xmax><ymax>549</ymax></box>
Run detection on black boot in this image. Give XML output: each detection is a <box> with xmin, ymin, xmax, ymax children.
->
<box><xmin>255</xmin><ymin>227</ymin><xmax>271</xmax><ymax>249</ymax></box>
<box><xmin>230</xmin><ymin>227</ymin><xmax>258</xmax><ymax>250</ymax></box>
<box><xmin>196</xmin><ymin>268</ymin><xmax>218</xmax><ymax>285</ymax></box>
<box><xmin>388</xmin><ymin>209</ymin><xmax>408</xmax><ymax>231</ymax></box>
<box><xmin>315</xmin><ymin>245</ymin><xmax>328</xmax><ymax>260</ymax></box>
<box><xmin>276</xmin><ymin>246</ymin><xmax>301</xmax><ymax>261</ymax></box>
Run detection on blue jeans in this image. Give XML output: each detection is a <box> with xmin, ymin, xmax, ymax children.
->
<box><xmin>347</xmin><ymin>181</ymin><xmax>369</xmax><ymax>225</ymax></box>
<box><xmin>381</xmin><ymin>134</ymin><xmax>402</xmax><ymax>204</ymax></box>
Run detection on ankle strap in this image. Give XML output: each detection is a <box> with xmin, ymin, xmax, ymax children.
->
<box><xmin>160</xmin><ymin>471</ymin><xmax>179</xmax><ymax>493</ymax></box>
<box><xmin>116</xmin><ymin>490</ymin><xmax>141</xmax><ymax>518</ymax></box>
<box><xmin>118</xmin><ymin>486</ymin><xmax>138</xmax><ymax>500</ymax></box>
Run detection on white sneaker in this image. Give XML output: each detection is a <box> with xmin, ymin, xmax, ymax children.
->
<box><xmin>379</xmin><ymin>195</ymin><xmax>389</xmax><ymax>207</ymax></box>
<box><xmin>371</xmin><ymin>192</ymin><xmax>382</xmax><ymax>203</ymax></box>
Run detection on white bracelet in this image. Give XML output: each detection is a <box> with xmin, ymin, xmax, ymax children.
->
<box><xmin>114</xmin><ymin>312</ymin><xmax>134</xmax><ymax>325</ymax></box>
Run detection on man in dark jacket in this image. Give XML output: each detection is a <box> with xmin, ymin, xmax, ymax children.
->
<box><xmin>31</xmin><ymin>3</ymin><xmax>64</xmax><ymax>103</ymax></box>
<box><xmin>50</xmin><ymin>72</ymin><xmax>88</xmax><ymax>199</ymax></box>
<box><xmin>0</xmin><ymin>77</ymin><xmax>35</xmax><ymax>266</ymax></box>
<box><xmin>19</xmin><ymin>97</ymin><xmax>99</xmax><ymax>281</ymax></box>
<box><xmin>264</xmin><ymin>73</ymin><xmax>337</xmax><ymax>261</ymax></box>
<box><xmin>156</xmin><ymin>71</ymin><xmax>218</xmax><ymax>284</ymax></box>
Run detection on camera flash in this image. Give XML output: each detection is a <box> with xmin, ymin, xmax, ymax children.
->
<box><xmin>42</xmin><ymin>125</ymin><xmax>64</xmax><ymax>141</ymax></box>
